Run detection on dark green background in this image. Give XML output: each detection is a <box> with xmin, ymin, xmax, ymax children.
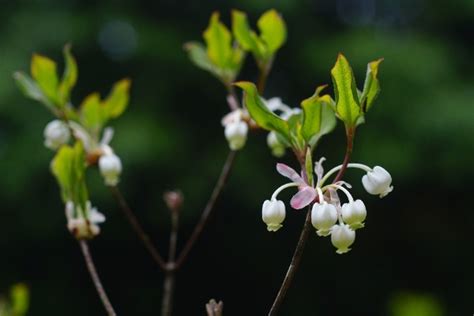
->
<box><xmin>0</xmin><ymin>0</ymin><xmax>473</xmax><ymax>315</ymax></box>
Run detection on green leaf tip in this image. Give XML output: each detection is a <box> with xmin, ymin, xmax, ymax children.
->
<box><xmin>361</xmin><ymin>58</ymin><xmax>383</xmax><ymax>113</ymax></box>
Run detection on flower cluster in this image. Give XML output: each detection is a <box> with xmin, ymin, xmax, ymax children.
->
<box><xmin>43</xmin><ymin>120</ymin><xmax>123</xmax><ymax>187</ymax></box>
<box><xmin>65</xmin><ymin>200</ymin><xmax>106</xmax><ymax>239</ymax></box>
<box><xmin>262</xmin><ymin>159</ymin><xmax>393</xmax><ymax>254</ymax></box>
<box><xmin>221</xmin><ymin>96</ymin><xmax>301</xmax><ymax>155</ymax></box>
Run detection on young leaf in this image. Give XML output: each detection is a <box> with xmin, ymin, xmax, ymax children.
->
<box><xmin>309</xmin><ymin>102</ymin><xmax>337</xmax><ymax>147</ymax></box>
<box><xmin>301</xmin><ymin>85</ymin><xmax>327</xmax><ymax>143</ymax></box>
<box><xmin>234</xmin><ymin>81</ymin><xmax>289</xmax><ymax>140</ymax></box>
<box><xmin>184</xmin><ymin>41</ymin><xmax>214</xmax><ymax>72</ymax></box>
<box><xmin>103</xmin><ymin>79</ymin><xmax>131</xmax><ymax>118</ymax></box>
<box><xmin>360</xmin><ymin>58</ymin><xmax>383</xmax><ymax>112</ymax></box>
<box><xmin>331</xmin><ymin>54</ymin><xmax>361</xmax><ymax>126</ymax></box>
<box><xmin>257</xmin><ymin>9</ymin><xmax>287</xmax><ymax>54</ymax></box>
<box><xmin>51</xmin><ymin>144</ymin><xmax>75</xmax><ymax>202</ymax></box>
<box><xmin>231</xmin><ymin>10</ymin><xmax>261</xmax><ymax>56</ymax></box>
<box><xmin>51</xmin><ymin>142</ymin><xmax>88</xmax><ymax>204</ymax></box>
<box><xmin>58</xmin><ymin>44</ymin><xmax>78</xmax><ymax>105</ymax></box>
<box><xmin>203</xmin><ymin>12</ymin><xmax>232</xmax><ymax>69</ymax></box>
<box><xmin>80</xmin><ymin>93</ymin><xmax>105</xmax><ymax>131</ymax></box>
<box><xmin>13</xmin><ymin>72</ymin><xmax>45</xmax><ymax>102</ymax></box>
<box><xmin>31</xmin><ymin>54</ymin><xmax>59</xmax><ymax>104</ymax></box>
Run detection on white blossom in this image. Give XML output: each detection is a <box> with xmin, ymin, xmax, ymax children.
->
<box><xmin>266</xmin><ymin>131</ymin><xmax>286</xmax><ymax>157</ymax></box>
<box><xmin>311</xmin><ymin>202</ymin><xmax>338</xmax><ymax>236</ymax></box>
<box><xmin>43</xmin><ymin>120</ymin><xmax>70</xmax><ymax>150</ymax></box>
<box><xmin>224</xmin><ymin>121</ymin><xmax>248</xmax><ymax>150</ymax></box>
<box><xmin>99</xmin><ymin>153</ymin><xmax>122</xmax><ymax>186</ymax></box>
<box><xmin>362</xmin><ymin>166</ymin><xmax>393</xmax><ymax>198</ymax></box>
<box><xmin>331</xmin><ymin>224</ymin><xmax>355</xmax><ymax>254</ymax></box>
<box><xmin>262</xmin><ymin>199</ymin><xmax>286</xmax><ymax>232</ymax></box>
<box><xmin>341</xmin><ymin>199</ymin><xmax>367</xmax><ymax>229</ymax></box>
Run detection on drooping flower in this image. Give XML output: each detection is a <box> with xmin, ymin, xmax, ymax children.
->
<box><xmin>362</xmin><ymin>166</ymin><xmax>393</xmax><ymax>198</ymax></box>
<box><xmin>221</xmin><ymin>109</ymin><xmax>248</xmax><ymax>150</ymax></box>
<box><xmin>99</xmin><ymin>152</ymin><xmax>122</xmax><ymax>186</ymax></box>
<box><xmin>311</xmin><ymin>202</ymin><xmax>338</xmax><ymax>236</ymax></box>
<box><xmin>266</xmin><ymin>131</ymin><xmax>286</xmax><ymax>157</ymax></box>
<box><xmin>262</xmin><ymin>199</ymin><xmax>286</xmax><ymax>232</ymax></box>
<box><xmin>331</xmin><ymin>223</ymin><xmax>356</xmax><ymax>254</ymax></box>
<box><xmin>43</xmin><ymin>120</ymin><xmax>70</xmax><ymax>150</ymax></box>
<box><xmin>341</xmin><ymin>199</ymin><xmax>367</xmax><ymax>229</ymax></box>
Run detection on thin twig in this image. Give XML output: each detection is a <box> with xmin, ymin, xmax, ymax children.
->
<box><xmin>333</xmin><ymin>127</ymin><xmax>355</xmax><ymax>183</ymax></box>
<box><xmin>109</xmin><ymin>186</ymin><xmax>167</xmax><ymax>270</ymax></box>
<box><xmin>78</xmin><ymin>240</ymin><xmax>117</xmax><ymax>316</ymax></box>
<box><xmin>161</xmin><ymin>206</ymin><xmax>180</xmax><ymax>316</ymax></box>
<box><xmin>268</xmin><ymin>209</ymin><xmax>312</xmax><ymax>316</ymax></box>
<box><xmin>175</xmin><ymin>150</ymin><xmax>237</xmax><ymax>269</ymax></box>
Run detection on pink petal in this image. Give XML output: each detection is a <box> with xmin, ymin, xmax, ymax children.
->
<box><xmin>290</xmin><ymin>187</ymin><xmax>317</xmax><ymax>210</ymax></box>
<box><xmin>276</xmin><ymin>163</ymin><xmax>304</xmax><ymax>184</ymax></box>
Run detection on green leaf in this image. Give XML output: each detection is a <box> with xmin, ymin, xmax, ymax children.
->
<box><xmin>331</xmin><ymin>53</ymin><xmax>361</xmax><ymax>126</ymax></box>
<box><xmin>51</xmin><ymin>145</ymin><xmax>75</xmax><ymax>202</ymax></box>
<box><xmin>234</xmin><ymin>81</ymin><xmax>289</xmax><ymax>140</ymax></box>
<box><xmin>58</xmin><ymin>44</ymin><xmax>78</xmax><ymax>106</ymax></box>
<box><xmin>51</xmin><ymin>142</ymin><xmax>87</xmax><ymax>205</ymax></box>
<box><xmin>103</xmin><ymin>79</ymin><xmax>131</xmax><ymax>118</ymax></box>
<box><xmin>31</xmin><ymin>54</ymin><xmax>59</xmax><ymax>104</ymax></box>
<box><xmin>13</xmin><ymin>72</ymin><xmax>45</xmax><ymax>103</ymax></box>
<box><xmin>203</xmin><ymin>12</ymin><xmax>232</xmax><ymax>69</ymax></box>
<box><xmin>257</xmin><ymin>9</ymin><xmax>287</xmax><ymax>54</ymax></box>
<box><xmin>309</xmin><ymin>101</ymin><xmax>337</xmax><ymax>147</ymax></box>
<box><xmin>80</xmin><ymin>93</ymin><xmax>106</xmax><ymax>132</ymax></box>
<box><xmin>360</xmin><ymin>58</ymin><xmax>383</xmax><ymax>112</ymax></box>
<box><xmin>231</xmin><ymin>10</ymin><xmax>261</xmax><ymax>55</ymax></box>
<box><xmin>301</xmin><ymin>85</ymin><xmax>327</xmax><ymax>143</ymax></box>
<box><xmin>287</xmin><ymin>112</ymin><xmax>305</xmax><ymax>150</ymax></box>
<box><xmin>184</xmin><ymin>41</ymin><xmax>214</xmax><ymax>72</ymax></box>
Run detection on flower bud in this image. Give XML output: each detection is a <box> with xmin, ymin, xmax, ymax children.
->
<box><xmin>266</xmin><ymin>131</ymin><xmax>285</xmax><ymax>157</ymax></box>
<box><xmin>362</xmin><ymin>166</ymin><xmax>393</xmax><ymax>198</ymax></box>
<box><xmin>331</xmin><ymin>224</ymin><xmax>355</xmax><ymax>254</ymax></box>
<box><xmin>311</xmin><ymin>203</ymin><xmax>338</xmax><ymax>236</ymax></box>
<box><xmin>224</xmin><ymin>121</ymin><xmax>248</xmax><ymax>150</ymax></box>
<box><xmin>99</xmin><ymin>153</ymin><xmax>122</xmax><ymax>186</ymax></box>
<box><xmin>262</xmin><ymin>199</ymin><xmax>286</xmax><ymax>232</ymax></box>
<box><xmin>341</xmin><ymin>199</ymin><xmax>367</xmax><ymax>229</ymax></box>
<box><xmin>43</xmin><ymin>120</ymin><xmax>70</xmax><ymax>150</ymax></box>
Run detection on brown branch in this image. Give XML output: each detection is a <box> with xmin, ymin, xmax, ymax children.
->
<box><xmin>109</xmin><ymin>186</ymin><xmax>167</xmax><ymax>270</ymax></box>
<box><xmin>161</xmin><ymin>204</ymin><xmax>180</xmax><ymax>316</ymax></box>
<box><xmin>78</xmin><ymin>240</ymin><xmax>117</xmax><ymax>316</ymax></box>
<box><xmin>175</xmin><ymin>150</ymin><xmax>237</xmax><ymax>269</ymax></box>
<box><xmin>268</xmin><ymin>207</ymin><xmax>312</xmax><ymax>316</ymax></box>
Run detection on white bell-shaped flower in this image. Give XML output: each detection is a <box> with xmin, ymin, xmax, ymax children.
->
<box><xmin>262</xmin><ymin>199</ymin><xmax>286</xmax><ymax>232</ymax></box>
<box><xmin>99</xmin><ymin>153</ymin><xmax>122</xmax><ymax>186</ymax></box>
<box><xmin>331</xmin><ymin>223</ymin><xmax>356</xmax><ymax>254</ymax></box>
<box><xmin>43</xmin><ymin>120</ymin><xmax>70</xmax><ymax>150</ymax></box>
<box><xmin>341</xmin><ymin>199</ymin><xmax>367</xmax><ymax>229</ymax></box>
<box><xmin>311</xmin><ymin>202</ymin><xmax>338</xmax><ymax>236</ymax></box>
<box><xmin>224</xmin><ymin>121</ymin><xmax>248</xmax><ymax>150</ymax></box>
<box><xmin>266</xmin><ymin>131</ymin><xmax>285</xmax><ymax>157</ymax></box>
<box><xmin>362</xmin><ymin>166</ymin><xmax>393</xmax><ymax>198</ymax></box>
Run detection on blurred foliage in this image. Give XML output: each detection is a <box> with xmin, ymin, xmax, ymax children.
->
<box><xmin>0</xmin><ymin>284</ymin><xmax>29</xmax><ymax>316</ymax></box>
<box><xmin>389</xmin><ymin>291</ymin><xmax>444</xmax><ymax>316</ymax></box>
<box><xmin>1</xmin><ymin>0</ymin><xmax>474</xmax><ymax>315</ymax></box>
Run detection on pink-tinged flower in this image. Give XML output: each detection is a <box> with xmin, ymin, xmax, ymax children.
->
<box><xmin>276</xmin><ymin>163</ymin><xmax>316</xmax><ymax>210</ymax></box>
